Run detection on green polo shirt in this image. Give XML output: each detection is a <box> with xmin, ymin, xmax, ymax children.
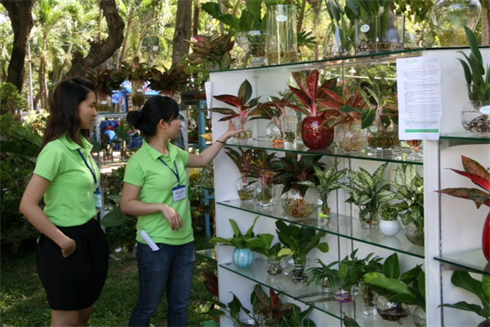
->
<box><xmin>34</xmin><ymin>134</ymin><xmax>99</xmax><ymax>227</ymax></box>
<box><xmin>123</xmin><ymin>140</ymin><xmax>193</xmax><ymax>245</ymax></box>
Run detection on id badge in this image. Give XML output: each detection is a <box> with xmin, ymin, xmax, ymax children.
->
<box><xmin>172</xmin><ymin>185</ymin><xmax>186</xmax><ymax>202</ymax></box>
<box><xmin>94</xmin><ymin>190</ymin><xmax>102</xmax><ymax>208</ymax></box>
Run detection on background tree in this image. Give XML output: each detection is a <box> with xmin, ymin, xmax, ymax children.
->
<box><xmin>172</xmin><ymin>0</ymin><xmax>193</xmax><ymax>65</ymax></box>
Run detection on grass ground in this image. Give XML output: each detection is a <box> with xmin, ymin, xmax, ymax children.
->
<box><xmin>0</xmin><ymin>230</ymin><xmax>218</xmax><ymax>327</ymax></box>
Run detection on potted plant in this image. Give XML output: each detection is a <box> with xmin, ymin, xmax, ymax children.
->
<box><xmin>246</xmin><ymin>233</ymin><xmax>287</xmax><ymax>275</ymax></box>
<box><xmin>85</xmin><ymin>66</ymin><xmax>125</xmax><ymax>112</ymax></box>
<box><xmin>437</xmin><ymin>155</ymin><xmax>490</xmax><ymax>262</ymax></box>
<box><xmin>341</xmin><ymin>162</ymin><xmax>395</xmax><ymax>228</ymax></box>
<box><xmin>323</xmin><ymin>0</ymin><xmax>355</xmax><ymax>58</ymax></box>
<box><xmin>147</xmin><ymin>62</ymin><xmax>190</xmax><ymax>98</ymax></box>
<box><xmin>458</xmin><ymin>25</ymin><xmax>490</xmax><ymax>136</ymax></box>
<box><xmin>284</xmin><ymin>69</ymin><xmax>336</xmax><ymax>149</ymax></box>
<box><xmin>186</xmin><ymin>33</ymin><xmax>235</xmax><ymax>71</ymax></box>
<box><xmin>209</xmin><ymin>79</ymin><xmax>262</xmax><ymax>142</ymax></box>
<box><xmin>275</xmin><ymin>220</ymin><xmax>329</xmax><ymax>283</ymax></box>
<box><xmin>256</xmin><ymin>95</ymin><xmax>291</xmax><ymax>143</ymax></box>
<box><xmin>120</xmin><ymin>56</ymin><xmax>152</xmax><ymax>110</ymax></box>
<box><xmin>440</xmin><ymin>271</ymin><xmax>490</xmax><ymax>327</ymax></box>
<box><xmin>379</xmin><ymin>203</ymin><xmax>401</xmax><ymax>237</ymax></box>
<box><xmin>297</xmin><ymin>162</ymin><xmax>347</xmax><ymax>224</ymax></box>
<box><xmin>209</xmin><ymin>216</ymin><xmax>263</xmax><ymax>268</ymax></box>
<box><xmin>363</xmin><ymin>252</ymin><xmax>425</xmax><ymax>325</ymax></box>
<box><xmin>249</xmin><ymin>149</ymin><xmax>278</xmax><ymax>207</ymax></box>
<box><xmin>386</xmin><ymin>164</ymin><xmax>424</xmax><ymax>245</ymax></box>
<box><xmin>272</xmin><ymin>154</ymin><xmax>324</xmax><ymax>218</ymax></box>
<box><xmin>225</xmin><ymin>147</ymin><xmax>259</xmax><ymax>202</ymax></box>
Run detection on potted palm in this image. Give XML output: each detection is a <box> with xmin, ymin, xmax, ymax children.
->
<box><xmin>341</xmin><ymin>162</ymin><xmax>395</xmax><ymax>228</ymax></box>
<box><xmin>210</xmin><ymin>79</ymin><xmax>262</xmax><ymax>143</ymax></box>
<box><xmin>284</xmin><ymin>70</ymin><xmax>337</xmax><ymax>149</ymax></box>
<box><xmin>275</xmin><ymin>220</ymin><xmax>329</xmax><ymax>283</ymax></box>
<box><xmin>209</xmin><ymin>216</ymin><xmax>263</xmax><ymax>268</ymax></box>
<box><xmin>458</xmin><ymin>26</ymin><xmax>490</xmax><ymax>136</ymax></box>
<box><xmin>272</xmin><ymin>154</ymin><xmax>324</xmax><ymax>218</ymax></box>
<box><xmin>437</xmin><ymin>155</ymin><xmax>490</xmax><ymax>262</ymax></box>
<box><xmin>440</xmin><ymin>271</ymin><xmax>490</xmax><ymax>327</ymax></box>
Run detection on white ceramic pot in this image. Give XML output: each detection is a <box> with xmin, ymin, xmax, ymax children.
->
<box><xmin>379</xmin><ymin>219</ymin><xmax>401</xmax><ymax>237</ymax></box>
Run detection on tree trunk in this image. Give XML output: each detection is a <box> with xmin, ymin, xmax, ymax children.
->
<box><xmin>0</xmin><ymin>0</ymin><xmax>36</xmax><ymax>92</ymax></box>
<box><xmin>172</xmin><ymin>0</ymin><xmax>192</xmax><ymax>65</ymax></box>
<box><xmin>65</xmin><ymin>0</ymin><xmax>124</xmax><ymax>78</ymax></box>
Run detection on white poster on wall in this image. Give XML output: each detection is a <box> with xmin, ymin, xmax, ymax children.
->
<box><xmin>396</xmin><ymin>56</ymin><xmax>442</xmax><ymax>140</ymax></box>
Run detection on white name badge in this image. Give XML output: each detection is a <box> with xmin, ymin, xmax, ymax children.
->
<box><xmin>172</xmin><ymin>185</ymin><xmax>186</xmax><ymax>202</ymax></box>
<box><xmin>94</xmin><ymin>190</ymin><xmax>102</xmax><ymax>208</ymax></box>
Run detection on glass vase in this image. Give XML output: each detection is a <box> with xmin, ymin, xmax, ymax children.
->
<box><xmin>265</xmin><ymin>121</ymin><xmax>282</xmax><ymax>143</ymax></box>
<box><xmin>235</xmin><ymin>175</ymin><xmax>257</xmax><ymax>202</ymax></box>
<box><xmin>266</xmin><ymin>4</ymin><xmax>298</xmax><ymax>65</ymax></box>
<box><xmin>461</xmin><ymin>100</ymin><xmax>490</xmax><ymax>136</ymax></box>
<box><xmin>255</xmin><ymin>181</ymin><xmax>274</xmax><ymax>207</ymax></box>
<box><xmin>281</xmin><ymin>187</ymin><xmax>319</xmax><ymax>218</ymax></box>
<box><xmin>267</xmin><ymin>257</ymin><xmax>283</xmax><ymax>275</ymax></box>
<box><xmin>290</xmin><ymin>256</ymin><xmax>308</xmax><ymax>283</ymax></box>
<box><xmin>360</xmin><ymin>280</ymin><xmax>376</xmax><ymax>315</ymax></box>
<box><xmin>355</xmin><ymin>15</ymin><xmax>405</xmax><ymax>55</ymax></box>
<box><xmin>367</xmin><ymin>120</ymin><xmax>400</xmax><ymax>157</ymax></box>
<box><xmin>233</xmin><ymin>248</ymin><xmax>254</xmax><ymax>268</ymax></box>
<box><xmin>335</xmin><ymin>119</ymin><xmax>368</xmax><ymax>153</ymax></box>
<box><xmin>301</xmin><ymin>116</ymin><xmax>334</xmax><ymax>150</ymax></box>
<box><xmin>376</xmin><ymin>295</ymin><xmax>409</xmax><ymax>324</ymax></box>
<box><xmin>280</xmin><ymin>115</ymin><xmax>298</xmax><ymax>149</ymax></box>
<box><xmin>404</xmin><ymin>221</ymin><xmax>424</xmax><ymax>246</ymax></box>
<box><xmin>236</xmin><ymin>30</ymin><xmax>267</xmax><ymax>68</ymax></box>
<box><xmin>431</xmin><ymin>0</ymin><xmax>481</xmax><ymax>47</ymax></box>
<box><xmin>413</xmin><ymin>305</ymin><xmax>426</xmax><ymax>327</ymax></box>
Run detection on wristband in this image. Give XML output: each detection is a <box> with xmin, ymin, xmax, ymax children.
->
<box><xmin>216</xmin><ymin>140</ymin><xmax>226</xmax><ymax>144</ymax></box>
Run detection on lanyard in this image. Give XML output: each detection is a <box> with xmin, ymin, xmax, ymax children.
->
<box><xmin>158</xmin><ymin>158</ymin><xmax>180</xmax><ymax>186</ymax></box>
<box><xmin>77</xmin><ymin>149</ymin><xmax>98</xmax><ymax>187</ymax></box>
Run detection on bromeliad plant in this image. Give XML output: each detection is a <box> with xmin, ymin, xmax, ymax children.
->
<box><xmin>147</xmin><ymin>62</ymin><xmax>190</xmax><ymax>97</ymax></box>
<box><xmin>437</xmin><ymin>155</ymin><xmax>490</xmax><ymax>262</ymax></box>
<box><xmin>276</xmin><ymin>220</ymin><xmax>329</xmax><ymax>283</ymax></box>
<box><xmin>210</xmin><ymin>79</ymin><xmax>262</xmax><ymax>140</ymax></box>
<box><xmin>341</xmin><ymin>162</ymin><xmax>395</xmax><ymax>227</ymax></box>
<box><xmin>186</xmin><ymin>33</ymin><xmax>235</xmax><ymax>71</ymax></box>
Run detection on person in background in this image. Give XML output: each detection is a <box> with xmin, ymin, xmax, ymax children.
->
<box><xmin>19</xmin><ymin>77</ymin><xmax>109</xmax><ymax>327</ymax></box>
<box><xmin>120</xmin><ymin>95</ymin><xmax>241</xmax><ymax>327</ymax></box>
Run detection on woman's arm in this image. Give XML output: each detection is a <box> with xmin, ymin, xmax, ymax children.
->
<box><xmin>187</xmin><ymin>120</ymin><xmax>242</xmax><ymax>168</ymax></box>
<box><xmin>120</xmin><ymin>182</ymin><xmax>183</xmax><ymax>231</ymax></box>
<box><xmin>19</xmin><ymin>175</ymin><xmax>76</xmax><ymax>257</ymax></box>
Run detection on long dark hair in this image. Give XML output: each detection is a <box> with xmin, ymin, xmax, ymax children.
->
<box><xmin>42</xmin><ymin>77</ymin><xmax>96</xmax><ymax>149</ymax></box>
<box><xmin>127</xmin><ymin>95</ymin><xmax>180</xmax><ymax>137</ymax></box>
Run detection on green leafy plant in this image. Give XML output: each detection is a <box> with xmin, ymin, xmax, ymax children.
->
<box><xmin>245</xmin><ymin>233</ymin><xmax>284</xmax><ymax>260</ymax></box>
<box><xmin>379</xmin><ymin>203</ymin><xmax>398</xmax><ymax>221</ymax></box>
<box><xmin>201</xmin><ymin>1</ymin><xmax>265</xmax><ymax>33</ymax></box>
<box><xmin>85</xmin><ymin>66</ymin><xmax>125</xmax><ymax>96</ymax></box>
<box><xmin>457</xmin><ymin>25</ymin><xmax>490</xmax><ymax>103</ymax></box>
<box><xmin>120</xmin><ymin>56</ymin><xmax>152</xmax><ymax>82</ymax></box>
<box><xmin>324</xmin><ymin>0</ymin><xmax>355</xmax><ymax>57</ymax></box>
<box><xmin>224</xmin><ymin>147</ymin><xmax>258</xmax><ymax>178</ymax></box>
<box><xmin>386</xmin><ymin>164</ymin><xmax>424</xmax><ymax>235</ymax></box>
<box><xmin>440</xmin><ymin>271</ymin><xmax>490</xmax><ymax>325</ymax></box>
<box><xmin>272</xmin><ymin>154</ymin><xmax>324</xmax><ymax>196</ymax></box>
<box><xmin>345</xmin><ymin>0</ymin><xmax>394</xmax><ymax>42</ymax></box>
<box><xmin>209</xmin><ymin>216</ymin><xmax>262</xmax><ymax>249</ymax></box>
<box><xmin>341</xmin><ymin>162</ymin><xmax>395</xmax><ymax>225</ymax></box>
<box><xmin>363</xmin><ymin>253</ymin><xmax>425</xmax><ymax>308</ymax></box>
<box><xmin>276</xmin><ymin>220</ymin><xmax>329</xmax><ymax>282</ymax></box>
<box><xmin>299</xmin><ymin>162</ymin><xmax>348</xmax><ymax>217</ymax></box>
<box><xmin>0</xmin><ymin>83</ymin><xmax>28</xmax><ymax>115</ymax></box>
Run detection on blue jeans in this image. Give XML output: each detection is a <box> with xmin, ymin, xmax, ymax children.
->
<box><xmin>129</xmin><ymin>241</ymin><xmax>195</xmax><ymax>327</ymax></box>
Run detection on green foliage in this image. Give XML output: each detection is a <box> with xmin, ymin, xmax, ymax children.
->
<box><xmin>209</xmin><ymin>216</ymin><xmax>262</xmax><ymax>249</ymax></box>
<box><xmin>440</xmin><ymin>271</ymin><xmax>490</xmax><ymax>323</ymax></box>
<box><xmin>245</xmin><ymin>233</ymin><xmax>288</xmax><ymax>261</ymax></box>
<box><xmin>186</xmin><ymin>33</ymin><xmax>235</xmax><ymax>71</ymax></box>
<box><xmin>457</xmin><ymin>26</ymin><xmax>490</xmax><ymax>103</ymax></box>
<box><xmin>224</xmin><ymin>147</ymin><xmax>257</xmax><ymax>176</ymax></box>
<box><xmin>22</xmin><ymin>109</ymin><xmax>49</xmax><ymax>136</ymax></box>
<box><xmin>120</xmin><ymin>56</ymin><xmax>152</xmax><ymax>82</ymax></box>
<box><xmin>341</xmin><ymin>162</ymin><xmax>395</xmax><ymax>222</ymax></box>
<box><xmin>0</xmin><ymin>83</ymin><xmax>28</xmax><ymax>115</ymax></box>
<box><xmin>276</xmin><ymin>220</ymin><xmax>329</xmax><ymax>265</ymax></box>
<box><xmin>147</xmin><ymin>62</ymin><xmax>191</xmax><ymax>95</ymax></box>
<box><xmin>386</xmin><ymin>164</ymin><xmax>424</xmax><ymax>232</ymax></box>
<box><xmin>201</xmin><ymin>1</ymin><xmax>265</xmax><ymax>33</ymax></box>
<box><xmin>307</xmin><ymin>249</ymin><xmax>383</xmax><ymax>292</ymax></box>
<box><xmin>380</xmin><ymin>203</ymin><xmax>398</xmax><ymax>221</ymax></box>
<box><xmin>363</xmin><ymin>252</ymin><xmax>425</xmax><ymax>307</ymax></box>
<box><xmin>85</xmin><ymin>66</ymin><xmax>126</xmax><ymax>95</ymax></box>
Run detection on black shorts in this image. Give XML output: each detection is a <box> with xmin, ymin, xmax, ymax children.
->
<box><xmin>36</xmin><ymin>218</ymin><xmax>109</xmax><ymax>311</ymax></box>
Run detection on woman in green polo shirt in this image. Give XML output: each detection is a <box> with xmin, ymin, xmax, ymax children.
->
<box><xmin>120</xmin><ymin>95</ymin><xmax>241</xmax><ymax>326</ymax></box>
<box><xmin>19</xmin><ymin>78</ymin><xmax>109</xmax><ymax>326</ymax></box>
